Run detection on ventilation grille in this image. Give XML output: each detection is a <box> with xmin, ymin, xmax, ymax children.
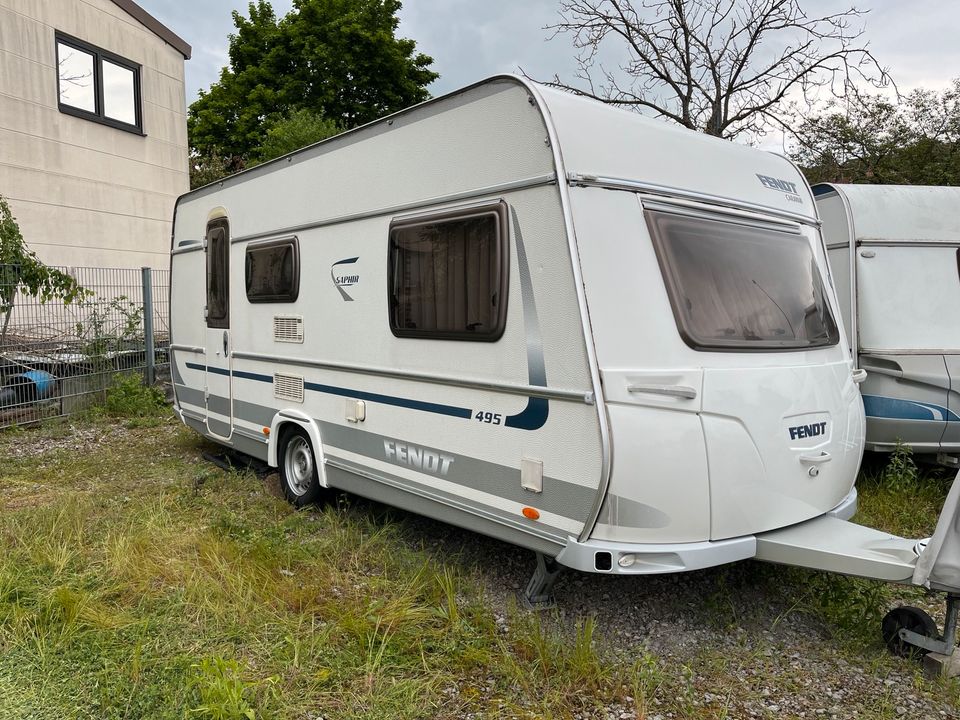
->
<box><xmin>274</xmin><ymin>373</ymin><xmax>304</xmax><ymax>403</ymax></box>
<box><xmin>273</xmin><ymin>315</ymin><xmax>304</xmax><ymax>343</ymax></box>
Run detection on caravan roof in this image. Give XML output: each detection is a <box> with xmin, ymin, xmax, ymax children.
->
<box><xmin>180</xmin><ymin>75</ymin><xmax>816</xmax><ymax>232</ymax></box>
<box><xmin>813</xmin><ymin>183</ymin><xmax>960</xmax><ymax>245</ymax></box>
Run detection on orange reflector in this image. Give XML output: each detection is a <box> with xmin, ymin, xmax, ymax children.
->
<box><xmin>262</xmin><ymin>427</ymin><xmax>270</xmax><ymax>435</ymax></box>
<box><xmin>522</xmin><ymin>507</ymin><xmax>540</xmax><ymax>520</ymax></box>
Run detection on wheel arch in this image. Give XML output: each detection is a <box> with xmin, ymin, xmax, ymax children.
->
<box><xmin>268</xmin><ymin>410</ymin><xmax>329</xmax><ymax>488</ymax></box>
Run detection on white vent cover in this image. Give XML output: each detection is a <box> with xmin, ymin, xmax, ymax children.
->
<box><xmin>273</xmin><ymin>373</ymin><xmax>304</xmax><ymax>403</ymax></box>
<box><xmin>273</xmin><ymin>315</ymin><xmax>303</xmax><ymax>343</ymax></box>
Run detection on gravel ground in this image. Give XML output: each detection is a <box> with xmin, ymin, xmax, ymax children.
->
<box><xmin>395</xmin><ymin>506</ymin><xmax>960</xmax><ymax>719</ymax></box>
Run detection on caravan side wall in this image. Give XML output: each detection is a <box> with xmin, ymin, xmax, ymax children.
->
<box><xmin>815</xmin><ymin>184</ymin><xmax>960</xmax><ymax>455</ymax></box>
<box><xmin>170</xmin><ymin>81</ymin><xmax>606</xmax><ymax>556</ymax></box>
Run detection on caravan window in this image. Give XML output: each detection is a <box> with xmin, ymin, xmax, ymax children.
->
<box><xmin>245</xmin><ymin>238</ymin><xmax>300</xmax><ymax>303</ymax></box>
<box><xmin>388</xmin><ymin>202</ymin><xmax>509</xmax><ymax>341</ymax></box>
<box><xmin>206</xmin><ymin>220</ymin><xmax>230</xmax><ymax>329</ymax></box>
<box><xmin>647</xmin><ymin>210</ymin><xmax>839</xmax><ymax>351</ymax></box>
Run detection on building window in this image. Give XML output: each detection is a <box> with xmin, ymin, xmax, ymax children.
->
<box><xmin>245</xmin><ymin>238</ymin><xmax>300</xmax><ymax>303</ymax></box>
<box><xmin>56</xmin><ymin>32</ymin><xmax>142</xmax><ymax>134</ymax></box>
<box><xmin>388</xmin><ymin>202</ymin><xmax>509</xmax><ymax>341</ymax></box>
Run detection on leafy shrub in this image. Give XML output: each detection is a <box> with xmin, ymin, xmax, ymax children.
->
<box><xmin>105</xmin><ymin>372</ymin><xmax>165</xmax><ymax>418</ymax></box>
<box><xmin>880</xmin><ymin>441</ymin><xmax>919</xmax><ymax>490</ymax></box>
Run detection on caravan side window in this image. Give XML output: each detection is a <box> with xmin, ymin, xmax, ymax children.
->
<box><xmin>388</xmin><ymin>202</ymin><xmax>509</xmax><ymax>341</ymax></box>
<box><xmin>245</xmin><ymin>237</ymin><xmax>300</xmax><ymax>303</ymax></box>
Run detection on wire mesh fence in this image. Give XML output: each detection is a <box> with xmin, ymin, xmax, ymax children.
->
<box><xmin>0</xmin><ymin>265</ymin><xmax>169</xmax><ymax>428</ymax></box>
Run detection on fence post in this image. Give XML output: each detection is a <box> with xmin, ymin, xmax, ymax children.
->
<box><xmin>141</xmin><ymin>266</ymin><xmax>155</xmax><ymax>386</ymax></box>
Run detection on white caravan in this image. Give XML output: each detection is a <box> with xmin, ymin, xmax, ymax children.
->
<box><xmin>170</xmin><ymin>76</ymin><xmax>960</xmax><ymax>658</ymax></box>
<box><xmin>815</xmin><ymin>183</ymin><xmax>960</xmax><ymax>465</ymax></box>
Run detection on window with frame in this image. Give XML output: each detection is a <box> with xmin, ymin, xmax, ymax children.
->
<box><xmin>56</xmin><ymin>32</ymin><xmax>142</xmax><ymax>134</ymax></box>
<box><xmin>388</xmin><ymin>202</ymin><xmax>509</xmax><ymax>341</ymax></box>
<box><xmin>206</xmin><ymin>220</ymin><xmax>230</xmax><ymax>328</ymax></box>
<box><xmin>245</xmin><ymin>238</ymin><xmax>300</xmax><ymax>303</ymax></box>
<box><xmin>647</xmin><ymin>208</ymin><xmax>840</xmax><ymax>351</ymax></box>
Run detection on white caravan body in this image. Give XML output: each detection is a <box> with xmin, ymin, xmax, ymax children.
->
<box><xmin>171</xmin><ymin>76</ymin><xmax>956</xmax><ymax>593</ymax></box>
<box><xmin>814</xmin><ymin>183</ymin><xmax>960</xmax><ymax>457</ymax></box>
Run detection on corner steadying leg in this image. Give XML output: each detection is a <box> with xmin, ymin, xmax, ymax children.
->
<box><xmin>915</xmin><ymin>594</ymin><xmax>960</xmax><ymax>679</ymax></box>
<box><xmin>522</xmin><ymin>553</ymin><xmax>563</xmax><ymax>610</ymax></box>
<box><xmin>943</xmin><ymin>594</ymin><xmax>960</xmax><ymax>654</ymax></box>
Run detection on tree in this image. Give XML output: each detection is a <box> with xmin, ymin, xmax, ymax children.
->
<box><xmin>542</xmin><ymin>0</ymin><xmax>890</xmax><ymax>139</ymax></box>
<box><xmin>791</xmin><ymin>80</ymin><xmax>960</xmax><ymax>185</ymax></box>
<box><xmin>188</xmin><ymin>0</ymin><xmax>437</xmax><ymax>172</ymax></box>
<box><xmin>250</xmin><ymin>109</ymin><xmax>341</xmax><ymax>165</ymax></box>
<box><xmin>0</xmin><ymin>196</ymin><xmax>87</xmax><ymax>347</ymax></box>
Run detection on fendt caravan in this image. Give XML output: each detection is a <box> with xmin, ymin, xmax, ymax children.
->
<box><xmin>171</xmin><ymin>77</ymin><xmax>960</xmax><ymax>660</ymax></box>
<box><xmin>815</xmin><ymin>183</ymin><xmax>960</xmax><ymax>465</ymax></box>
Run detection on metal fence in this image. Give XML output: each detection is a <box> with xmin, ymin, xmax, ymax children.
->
<box><xmin>0</xmin><ymin>265</ymin><xmax>169</xmax><ymax>428</ymax></box>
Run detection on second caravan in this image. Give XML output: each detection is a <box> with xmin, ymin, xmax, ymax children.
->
<box><xmin>815</xmin><ymin>183</ymin><xmax>960</xmax><ymax>463</ymax></box>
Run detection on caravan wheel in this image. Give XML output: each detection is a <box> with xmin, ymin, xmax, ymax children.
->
<box><xmin>279</xmin><ymin>427</ymin><xmax>323</xmax><ymax>507</ymax></box>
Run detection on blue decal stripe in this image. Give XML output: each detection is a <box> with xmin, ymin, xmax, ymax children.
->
<box><xmin>862</xmin><ymin>395</ymin><xmax>960</xmax><ymax>422</ymax></box>
<box><xmin>304</xmin><ymin>380</ymin><xmax>472</xmax><ymax>419</ymax></box>
<box><xmin>184</xmin><ymin>361</ymin><xmax>472</xmax><ymax>420</ymax></box>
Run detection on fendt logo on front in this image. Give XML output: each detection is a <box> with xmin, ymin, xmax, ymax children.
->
<box><xmin>788</xmin><ymin>422</ymin><xmax>828</xmax><ymax>441</ymax></box>
<box><xmin>756</xmin><ymin>173</ymin><xmax>800</xmax><ymax>196</ymax></box>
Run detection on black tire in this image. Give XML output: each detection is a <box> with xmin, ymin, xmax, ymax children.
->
<box><xmin>881</xmin><ymin>606</ymin><xmax>939</xmax><ymax>658</ymax></box>
<box><xmin>278</xmin><ymin>427</ymin><xmax>324</xmax><ymax>507</ymax></box>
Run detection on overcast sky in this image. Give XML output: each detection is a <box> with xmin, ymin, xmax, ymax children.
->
<box><xmin>139</xmin><ymin>0</ymin><xmax>959</xmax><ymax>116</ymax></box>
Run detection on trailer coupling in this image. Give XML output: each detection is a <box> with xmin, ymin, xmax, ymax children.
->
<box><xmin>755</xmin><ymin>470</ymin><xmax>960</xmax><ymax>669</ymax></box>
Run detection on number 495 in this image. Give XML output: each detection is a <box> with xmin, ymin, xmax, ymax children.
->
<box><xmin>475</xmin><ymin>411</ymin><xmax>502</xmax><ymax>425</ymax></box>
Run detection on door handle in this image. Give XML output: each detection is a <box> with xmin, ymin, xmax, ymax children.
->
<box><xmin>799</xmin><ymin>452</ymin><xmax>832</xmax><ymax>465</ymax></box>
<box><xmin>852</xmin><ymin>368</ymin><xmax>868</xmax><ymax>384</ymax></box>
<box><xmin>626</xmin><ymin>384</ymin><xmax>698</xmax><ymax>400</ymax></box>
<box><xmin>223</xmin><ymin>331</ymin><xmax>228</xmax><ymax>356</ymax></box>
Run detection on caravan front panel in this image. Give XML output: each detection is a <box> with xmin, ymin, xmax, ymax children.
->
<box><xmin>569</xmin><ymin>180</ymin><xmax>861</xmax><ymax>544</ymax></box>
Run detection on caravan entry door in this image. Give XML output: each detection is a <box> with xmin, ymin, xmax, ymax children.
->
<box><xmin>204</xmin><ymin>218</ymin><xmax>233</xmax><ymax>439</ymax></box>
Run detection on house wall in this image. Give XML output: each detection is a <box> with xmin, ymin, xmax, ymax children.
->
<box><xmin>0</xmin><ymin>0</ymin><xmax>188</xmax><ymax>270</ymax></box>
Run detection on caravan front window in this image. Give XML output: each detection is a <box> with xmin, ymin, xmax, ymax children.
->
<box><xmin>647</xmin><ymin>209</ymin><xmax>839</xmax><ymax>351</ymax></box>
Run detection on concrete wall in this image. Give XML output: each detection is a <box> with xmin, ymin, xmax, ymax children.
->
<box><xmin>0</xmin><ymin>0</ymin><xmax>188</xmax><ymax>269</ymax></box>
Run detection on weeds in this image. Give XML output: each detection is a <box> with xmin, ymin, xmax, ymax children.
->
<box><xmin>188</xmin><ymin>656</ymin><xmax>265</xmax><ymax>720</ymax></box>
<box><xmin>879</xmin><ymin>442</ymin><xmax>920</xmax><ymax>490</ymax></box>
<box><xmin>104</xmin><ymin>371</ymin><xmax>166</xmax><ymax>419</ymax></box>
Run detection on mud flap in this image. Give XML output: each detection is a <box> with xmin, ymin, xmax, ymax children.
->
<box><xmin>755</xmin><ymin>471</ymin><xmax>960</xmax><ymax>594</ymax></box>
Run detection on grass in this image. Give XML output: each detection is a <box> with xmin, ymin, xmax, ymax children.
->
<box><xmin>0</xmin><ymin>413</ymin><xmax>656</xmax><ymax>719</ymax></box>
<box><xmin>0</xmin><ymin>413</ymin><xmax>957</xmax><ymax>718</ymax></box>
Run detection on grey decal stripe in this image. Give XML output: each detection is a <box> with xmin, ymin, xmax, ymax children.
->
<box><xmin>176</xmin><ymin>384</ymin><xmax>204</xmax><ymax>408</ymax></box>
<box><xmin>325</xmin><ymin>454</ymin><xmax>569</xmax><ymax>543</ymax></box>
<box><xmin>317</xmin><ymin>420</ymin><xmax>595</xmax><ymax>521</ymax></box>
<box><xmin>505</xmin><ymin>207</ymin><xmax>549</xmax><ymax>431</ymax></box>
<box><xmin>208</xmin><ymin>418</ymin><xmax>231</xmax><ymax>437</ymax></box>
<box><xmin>234</xmin><ymin>399</ymin><xmax>276</xmax><ymax>428</ymax></box>
<box><xmin>595</xmin><ymin>494</ymin><xmax>671</xmax><ymax>529</ymax></box>
<box><xmin>208</xmin><ymin>394</ymin><xmax>230</xmax><ymax>417</ymax></box>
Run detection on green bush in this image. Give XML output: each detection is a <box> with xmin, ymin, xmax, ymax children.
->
<box><xmin>880</xmin><ymin>441</ymin><xmax>919</xmax><ymax>490</ymax></box>
<box><xmin>104</xmin><ymin>372</ymin><xmax>165</xmax><ymax>418</ymax></box>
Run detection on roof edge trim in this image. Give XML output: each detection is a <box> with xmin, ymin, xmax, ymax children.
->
<box><xmin>109</xmin><ymin>0</ymin><xmax>191</xmax><ymax>59</ymax></box>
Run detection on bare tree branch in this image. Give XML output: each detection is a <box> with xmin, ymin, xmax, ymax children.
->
<box><xmin>535</xmin><ymin>0</ymin><xmax>892</xmax><ymax>140</ymax></box>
